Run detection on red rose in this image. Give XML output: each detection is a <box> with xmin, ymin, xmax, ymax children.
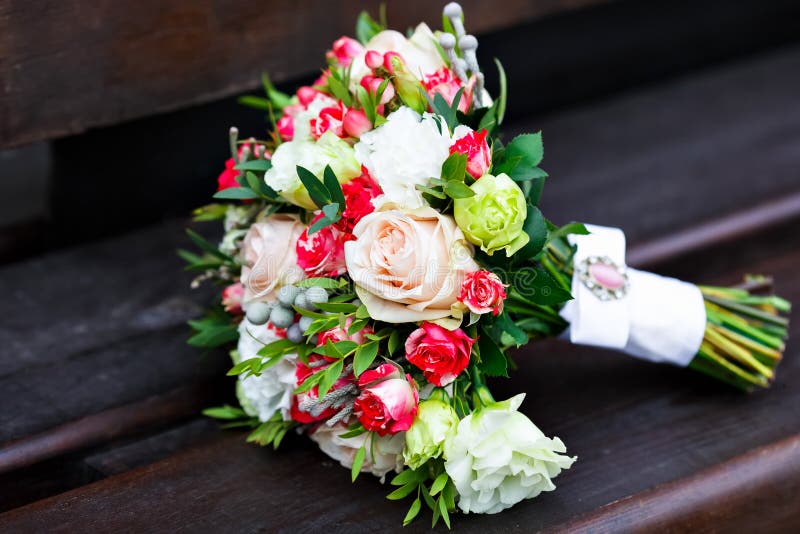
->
<box><xmin>338</xmin><ymin>169</ymin><xmax>383</xmax><ymax>232</ymax></box>
<box><xmin>451</xmin><ymin>128</ymin><xmax>491</xmax><ymax>179</ymax></box>
<box><xmin>405</xmin><ymin>322</ymin><xmax>475</xmax><ymax>387</ymax></box>
<box><xmin>354</xmin><ymin>363</ymin><xmax>418</xmax><ymax>436</ymax></box>
<box><xmin>459</xmin><ymin>270</ymin><xmax>507</xmax><ymax>316</ymax></box>
<box><xmin>423</xmin><ymin>67</ymin><xmax>472</xmax><ymax>113</ymax></box>
<box><xmin>326</xmin><ymin>36</ymin><xmax>365</xmax><ymax>67</ymax></box>
<box><xmin>296</xmin><ymin>212</ymin><xmax>347</xmax><ymax>277</ymax></box>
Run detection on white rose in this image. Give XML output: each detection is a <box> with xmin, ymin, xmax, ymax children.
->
<box><xmin>235</xmin><ymin>319</ymin><xmax>297</xmax><ymax>422</ymax></box>
<box><xmin>310</xmin><ymin>423</ymin><xmax>405</xmax><ymax>482</ymax></box>
<box><xmin>349</xmin><ymin>23</ymin><xmax>445</xmax><ymax>89</ymax></box>
<box><xmin>265</xmin><ymin>131</ymin><xmax>361</xmax><ymax>209</ymax></box>
<box><xmin>444</xmin><ymin>394</ymin><xmax>576</xmax><ymax>514</ymax></box>
<box><xmin>355</xmin><ymin>106</ymin><xmax>452</xmax><ymax>210</ymax></box>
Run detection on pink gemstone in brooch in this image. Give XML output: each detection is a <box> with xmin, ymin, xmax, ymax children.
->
<box><xmin>576</xmin><ymin>256</ymin><xmax>629</xmax><ymax>301</ymax></box>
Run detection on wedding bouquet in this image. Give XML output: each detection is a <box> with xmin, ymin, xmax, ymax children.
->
<box><xmin>184</xmin><ymin>2</ymin><xmax>790</xmax><ymax>527</ymax></box>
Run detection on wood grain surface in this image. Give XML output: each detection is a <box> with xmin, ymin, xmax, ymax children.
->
<box><xmin>0</xmin><ymin>0</ymin><xmax>606</xmax><ymax>147</ymax></box>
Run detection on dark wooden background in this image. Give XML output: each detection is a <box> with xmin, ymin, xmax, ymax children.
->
<box><xmin>0</xmin><ymin>0</ymin><xmax>799</xmax><ymax>531</ymax></box>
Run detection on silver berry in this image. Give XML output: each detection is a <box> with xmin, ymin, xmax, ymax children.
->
<box><xmin>269</xmin><ymin>305</ymin><xmax>295</xmax><ymax>329</ymax></box>
<box><xmin>277</xmin><ymin>285</ymin><xmax>301</xmax><ymax>308</ymax></box>
<box><xmin>305</xmin><ymin>287</ymin><xmax>329</xmax><ymax>308</ymax></box>
<box><xmin>299</xmin><ymin>315</ymin><xmax>315</xmax><ymax>333</ymax></box>
<box><xmin>286</xmin><ymin>324</ymin><xmax>304</xmax><ymax>343</ymax></box>
<box><xmin>245</xmin><ymin>302</ymin><xmax>271</xmax><ymax>325</ymax></box>
<box><xmin>294</xmin><ymin>292</ymin><xmax>310</xmax><ymax>310</ymax></box>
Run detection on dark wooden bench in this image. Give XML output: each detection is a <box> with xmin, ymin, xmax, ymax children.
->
<box><xmin>1</xmin><ymin>0</ymin><xmax>799</xmax><ymax>531</ymax></box>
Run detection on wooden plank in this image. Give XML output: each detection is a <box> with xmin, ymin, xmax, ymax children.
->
<box><xmin>0</xmin><ymin>0</ymin><xmax>608</xmax><ymax>147</ymax></box>
<box><xmin>0</xmin><ymin>227</ymin><xmax>796</xmax><ymax>531</ymax></box>
<box><xmin>0</xmin><ymin>222</ymin><xmax>225</xmax><ymax>443</ymax></box>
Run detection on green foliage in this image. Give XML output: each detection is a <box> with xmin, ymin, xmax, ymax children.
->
<box><xmin>476</xmin><ymin>59</ymin><xmax>508</xmax><ymax>134</ymax></box>
<box><xmin>187</xmin><ymin>315</ymin><xmax>238</xmax><ymax>348</ymax></box>
<box><xmin>476</xmin><ymin>328</ymin><xmax>509</xmax><ymax>377</ymax></box>
<box><xmin>296</xmin><ymin>165</ymin><xmax>345</xmax><ymax>235</ymax></box>
<box><xmin>388</xmin><ymin>464</ymin><xmax>456</xmax><ymax>529</ymax></box>
<box><xmin>493</xmin><ymin>132</ymin><xmax>548</xmax><ymax>205</ymax></box>
<box><xmin>247</xmin><ymin>412</ymin><xmax>296</xmax><ymax>449</ymax></box>
<box><xmin>202</xmin><ymin>404</ymin><xmax>248</xmax><ymax>420</ymax></box>
<box><xmin>354</xmin><ymin>341</ymin><xmax>380</xmax><ymax>376</ymax></box>
<box><xmin>356</xmin><ymin>10</ymin><xmax>385</xmax><ymax>44</ymax></box>
<box><xmin>517</xmin><ymin>205</ymin><xmax>548</xmax><ymax>259</ymax></box>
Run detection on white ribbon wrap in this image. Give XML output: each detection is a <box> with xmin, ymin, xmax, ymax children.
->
<box><xmin>559</xmin><ymin>225</ymin><xmax>706</xmax><ymax>366</ymax></box>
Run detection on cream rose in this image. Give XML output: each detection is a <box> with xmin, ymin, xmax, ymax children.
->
<box><xmin>241</xmin><ymin>214</ymin><xmax>306</xmax><ymax>303</ymax></box>
<box><xmin>310</xmin><ymin>423</ymin><xmax>405</xmax><ymax>482</ymax></box>
<box><xmin>344</xmin><ymin>206</ymin><xmax>478</xmax><ymax>323</ymax></box>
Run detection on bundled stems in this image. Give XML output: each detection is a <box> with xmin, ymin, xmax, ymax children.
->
<box><xmin>509</xmin><ymin>238</ymin><xmax>791</xmax><ymax>391</ymax></box>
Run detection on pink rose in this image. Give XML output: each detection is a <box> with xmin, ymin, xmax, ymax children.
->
<box><xmin>365</xmin><ymin>50</ymin><xmax>383</xmax><ymax>70</ymax></box>
<box><xmin>241</xmin><ymin>214</ymin><xmax>306</xmax><ymax>303</ymax></box>
<box><xmin>318</xmin><ymin>318</ymin><xmax>374</xmax><ymax>347</ymax></box>
<box><xmin>222</xmin><ymin>282</ymin><xmax>244</xmax><ymax>314</ymax></box>
<box><xmin>354</xmin><ymin>363</ymin><xmax>418</xmax><ymax>436</ymax></box>
<box><xmin>343</xmin><ymin>207</ymin><xmax>479</xmax><ymax>323</ymax></box>
<box><xmin>360</xmin><ymin>75</ymin><xmax>395</xmax><ymax>106</ymax></box>
<box><xmin>297</xmin><ymin>85</ymin><xmax>323</xmax><ymax>107</ymax></box>
<box><xmin>295</xmin><ymin>212</ymin><xmax>347</xmax><ymax>277</ymax></box>
<box><xmin>405</xmin><ymin>322</ymin><xmax>475</xmax><ymax>386</ymax></box>
<box><xmin>326</xmin><ymin>36</ymin><xmax>365</xmax><ymax>67</ymax></box>
<box><xmin>459</xmin><ymin>270</ymin><xmax>507</xmax><ymax>316</ymax></box>
<box><xmin>451</xmin><ymin>128</ymin><xmax>491</xmax><ymax>179</ymax></box>
<box><xmin>423</xmin><ymin>67</ymin><xmax>472</xmax><ymax>113</ymax></box>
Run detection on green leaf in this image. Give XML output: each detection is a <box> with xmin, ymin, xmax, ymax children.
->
<box><xmin>351</xmin><ymin>444</ymin><xmax>366</xmax><ymax>481</ymax></box>
<box><xmin>355</xmin><ymin>304</ymin><xmax>370</xmax><ymax>319</ymax></box>
<box><xmin>517</xmin><ymin>205</ymin><xmax>548</xmax><ymax>258</ymax></box>
<box><xmin>261</xmin><ymin>72</ymin><xmax>292</xmax><ymax>110</ymax></box>
<box><xmin>403</xmin><ymin>498</ymin><xmax>422</xmax><ymax>526</ymax></box>
<box><xmin>237</xmin><ymin>95</ymin><xmax>272</xmax><ymax>110</ymax></box>
<box><xmin>323</xmin><ymin>165</ymin><xmax>346</xmax><ymax>207</ymax></box>
<box><xmin>354</xmin><ymin>341</ymin><xmax>380</xmax><ymax>376</ymax></box>
<box><xmin>438</xmin><ymin>496</ymin><xmax>451</xmax><ymax>529</ymax></box>
<box><xmin>391</xmin><ymin>469</ymin><xmax>423</xmax><ymax>486</ymax></box>
<box><xmin>294</xmin><ymin>370</ymin><xmax>325</xmax><ymax>394</ymax></box>
<box><xmin>296</xmin><ymin>165</ymin><xmax>332</xmax><ymax>208</ymax></box>
<box><xmin>338</xmin><ymin>425</ymin><xmax>367</xmax><ymax>439</ymax></box>
<box><xmin>187</xmin><ymin>323</ymin><xmax>238</xmax><ymax>348</ymax></box>
<box><xmin>513</xmin><ymin>265</ymin><xmax>573</xmax><ymax>306</ymax></box>
<box><xmin>234</xmin><ymin>159</ymin><xmax>272</xmax><ymax>172</ymax></box>
<box><xmin>318</xmin><ymin>359</ymin><xmax>344</xmax><ymax>398</ymax></box>
<box><xmin>256</xmin><ymin>338</ymin><xmax>298</xmax><ymax>358</ymax></box>
<box><xmin>227</xmin><ymin>357</ymin><xmax>261</xmax><ymax>377</ymax></box>
<box><xmin>307</xmin><ymin>212</ymin><xmax>339</xmax><ymax>236</ymax></box>
<box><xmin>387</xmin><ymin>330</ymin><xmax>400</xmax><ymax>355</ymax></box>
<box><xmin>492</xmin><ymin>312</ymin><xmax>528</xmax><ymax>347</ymax></box>
<box><xmin>494</xmin><ymin>58</ymin><xmax>507</xmax><ymax>124</ymax></box>
<box><xmin>477</xmin><ymin>329</ymin><xmax>508</xmax><ymax>377</ymax></box>
<box><xmin>213</xmin><ymin>187</ymin><xmax>258</xmax><ymax>200</ymax></box>
<box><xmin>315</xmin><ymin>302</ymin><xmax>357</xmax><ymax>313</ymax></box>
<box><xmin>443</xmin><ymin>180</ymin><xmax>475</xmax><ymax>199</ymax></box>
<box><xmin>387</xmin><ymin>483</ymin><xmax>418</xmax><ymax>500</ymax></box>
<box><xmin>356</xmin><ymin>10</ymin><xmax>384</xmax><ymax>44</ymax></box>
<box><xmin>296</xmin><ymin>277</ymin><xmax>348</xmax><ymax>289</ymax></box>
<box><xmin>416</xmin><ymin>184</ymin><xmax>447</xmax><ymax>199</ymax></box>
<box><xmin>322</xmin><ymin>202</ymin><xmax>340</xmax><ymax>220</ymax></box>
<box><xmin>202</xmin><ymin>405</ymin><xmax>248</xmax><ymax>420</ymax></box>
<box><xmin>430</xmin><ymin>473</ymin><xmax>449</xmax><ymax>496</ymax></box>
<box><xmin>506</xmin><ymin>132</ymin><xmax>544</xmax><ymax>167</ymax></box>
<box><xmin>441</xmin><ymin>152</ymin><xmax>468</xmax><ymax>182</ymax></box>
<box><xmin>549</xmin><ymin>222</ymin><xmax>590</xmax><ymax>241</ymax></box>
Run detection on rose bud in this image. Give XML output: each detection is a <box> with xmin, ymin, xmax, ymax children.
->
<box><xmin>459</xmin><ymin>270</ymin><xmax>507</xmax><ymax>316</ymax></box>
<box><xmin>405</xmin><ymin>322</ymin><xmax>476</xmax><ymax>387</ymax></box>
<box><xmin>343</xmin><ymin>109</ymin><xmax>372</xmax><ymax>138</ymax></box>
<box><xmin>221</xmin><ymin>282</ymin><xmax>245</xmax><ymax>314</ymax></box>
<box><xmin>365</xmin><ymin>49</ymin><xmax>384</xmax><ymax>70</ymax></box>
<box><xmin>354</xmin><ymin>363</ymin><xmax>418</xmax><ymax>436</ymax></box>
<box><xmin>296</xmin><ymin>85</ymin><xmax>320</xmax><ymax>107</ymax></box>
<box><xmin>382</xmin><ymin>51</ymin><xmax>404</xmax><ymax>74</ymax></box>
<box><xmin>450</xmin><ymin>128</ymin><xmax>491</xmax><ymax>179</ymax></box>
<box><xmin>326</xmin><ymin>36</ymin><xmax>365</xmax><ymax>67</ymax></box>
<box><xmin>360</xmin><ymin>75</ymin><xmax>395</xmax><ymax>105</ymax></box>
<box><xmin>276</xmin><ymin>114</ymin><xmax>294</xmax><ymax>141</ymax></box>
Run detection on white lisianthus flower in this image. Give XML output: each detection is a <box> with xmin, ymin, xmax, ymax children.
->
<box><xmin>265</xmin><ymin>130</ymin><xmax>361</xmax><ymax>209</ymax></box>
<box><xmin>348</xmin><ymin>23</ymin><xmax>445</xmax><ymax>89</ymax></box>
<box><xmin>355</xmin><ymin>106</ymin><xmax>452</xmax><ymax>210</ymax></box>
<box><xmin>444</xmin><ymin>393</ymin><xmax>576</xmax><ymax>514</ymax></box>
<box><xmin>404</xmin><ymin>398</ymin><xmax>459</xmax><ymax>469</ymax></box>
<box><xmin>310</xmin><ymin>423</ymin><xmax>405</xmax><ymax>482</ymax></box>
<box><xmin>234</xmin><ymin>318</ymin><xmax>297</xmax><ymax>422</ymax></box>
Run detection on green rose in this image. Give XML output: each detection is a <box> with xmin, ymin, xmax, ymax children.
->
<box><xmin>403</xmin><ymin>398</ymin><xmax>460</xmax><ymax>469</ymax></box>
<box><xmin>264</xmin><ymin>131</ymin><xmax>361</xmax><ymax>210</ymax></box>
<box><xmin>453</xmin><ymin>173</ymin><xmax>529</xmax><ymax>256</ymax></box>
